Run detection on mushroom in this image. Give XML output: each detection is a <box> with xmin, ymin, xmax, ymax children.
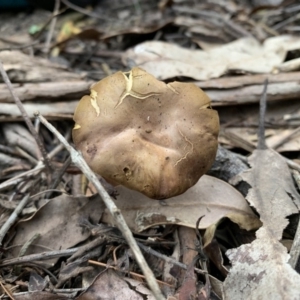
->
<box><xmin>73</xmin><ymin>67</ymin><xmax>219</xmax><ymax>199</ymax></box>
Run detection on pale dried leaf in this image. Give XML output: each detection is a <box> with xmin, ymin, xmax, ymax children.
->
<box><xmin>123</xmin><ymin>35</ymin><xmax>300</xmax><ymax>80</ymax></box>
<box><xmin>102</xmin><ymin>175</ymin><xmax>261</xmax><ymax>232</ymax></box>
<box><xmin>225</xmin><ymin>149</ymin><xmax>300</xmax><ymax>299</ymax></box>
<box><xmin>224</xmin><ymin>227</ymin><xmax>300</xmax><ymax>300</ymax></box>
<box><xmin>0</xmin><ymin>50</ymin><xmax>83</xmax><ymax>83</ymax></box>
<box><xmin>231</xmin><ymin>149</ymin><xmax>300</xmax><ymax>239</ymax></box>
<box><xmin>28</xmin><ymin>272</ymin><xmax>48</xmax><ymax>292</ymax></box>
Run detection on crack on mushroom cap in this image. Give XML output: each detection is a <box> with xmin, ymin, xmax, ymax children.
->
<box><xmin>115</xmin><ymin>70</ymin><xmax>162</xmax><ymax>109</ymax></box>
<box><xmin>166</xmin><ymin>83</ymin><xmax>179</xmax><ymax>94</ymax></box>
<box><xmin>174</xmin><ymin>125</ymin><xmax>194</xmax><ymax>166</ymax></box>
<box><xmin>90</xmin><ymin>89</ymin><xmax>100</xmax><ymax>116</ymax></box>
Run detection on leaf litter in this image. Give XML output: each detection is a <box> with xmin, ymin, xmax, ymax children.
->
<box><xmin>1</xmin><ymin>0</ymin><xmax>300</xmax><ymax>299</ymax></box>
<box><xmin>224</xmin><ymin>82</ymin><xmax>300</xmax><ymax>299</ymax></box>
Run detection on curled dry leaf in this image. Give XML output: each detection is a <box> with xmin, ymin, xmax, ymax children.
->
<box><xmin>73</xmin><ymin>67</ymin><xmax>219</xmax><ymax>199</ymax></box>
<box><xmin>101</xmin><ymin>175</ymin><xmax>261</xmax><ymax>233</ymax></box>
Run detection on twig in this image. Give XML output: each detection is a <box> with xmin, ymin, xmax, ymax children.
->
<box><xmin>0</xmin><ymin>280</ymin><xmax>14</xmax><ymax>300</ymax></box>
<box><xmin>67</xmin><ymin>236</ymin><xmax>107</xmax><ymax>263</ymax></box>
<box><xmin>137</xmin><ymin>242</ymin><xmax>206</xmax><ymax>275</ymax></box>
<box><xmin>258</xmin><ymin>79</ymin><xmax>268</xmax><ymax>150</ymax></box>
<box><xmin>0</xmin><ymin>194</ymin><xmax>30</xmax><ymax>245</ymax></box>
<box><xmin>0</xmin><ymin>142</ymin><xmax>66</xmax><ymax>192</ymax></box>
<box><xmin>46</xmin><ymin>156</ymin><xmax>71</xmax><ymax>198</ymax></box>
<box><xmin>172</xmin><ymin>6</ymin><xmax>252</xmax><ymax>38</ymax></box>
<box><xmin>0</xmin><ymin>248</ymin><xmax>78</xmax><ymax>267</ymax></box>
<box><xmin>0</xmin><ymin>163</ymin><xmax>44</xmax><ymax>192</ymax></box>
<box><xmin>0</xmin><ymin>62</ymin><xmax>52</xmax><ymax>173</ymax></box>
<box><xmin>88</xmin><ymin>260</ymin><xmax>173</xmax><ymax>287</ymax></box>
<box><xmin>44</xmin><ymin>0</ymin><xmax>60</xmax><ymax>54</ymax></box>
<box><xmin>35</xmin><ymin>112</ymin><xmax>165</xmax><ymax>300</ymax></box>
<box><xmin>22</xmin><ymin>262</ymin><xmax>58</xmax><ymax>283</ymax></box>
<box><xmin>47</xmin><ymin>287</ymin><xmax>85</xmax><ymax>293</ymax></box>
<box><xmin>271</xmin><ymin>126</ymin><xmax>300</xmax><ymax>150</ymax></box>
<box><xmin>0</xmin><ymin>40</ymin><xmax>40</xmax><ymax>52</ymax></box>
<box><xmin>61</xmin><ymin>0</ymin><xmax>113</xmax><ymax>21</ymax></box>
<box><xmin>195</xmin><ymin>217</ymin><xmax>211</xmax><ymax>298</ymax></box>
<box><xmin>18</xmin><ymin>234</ymin><xmax>41</xmax><ymax>257</ymax></box>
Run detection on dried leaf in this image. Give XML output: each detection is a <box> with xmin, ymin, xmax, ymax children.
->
<box><xmin>224</xmin><ymin>149</ymin><xmax>300</xmax><ymax>299</ymax></box>
<box><xmin>76</xmin><ymin>269</ymin><xmax>155</xmax><ymax>300</ymax></box>
<box><xmin>231</xmin><ymin>149</ymin><xmax>300</xmax><ymax>239</ymax></box>
<box><xmin>177</xmin><ymin>262</ymin><xmax>197</xmax><ymax>300</ymax></box>
<box><xmin>123</xmin><ymin>36</ymin><xmax>300</xmax><ymax>80</ymax></box>
<box><xmin>28</xmin><ymin>272</ymin><xmax>48</xmax><ymax>292</ymax></box>
<box><xmin>0</xmin><ymin>50</ymin><xmax>83</xmax><ymax>83</ymax></box>
<box><xmin>224</xmin><ymin>227</ymin><xmax>300</xmax><ymax>299</ymax></box>
<box><xmin>102</xmin><ymin>175</ymin><xmax>261</xmax><ymax>232</ymax></box>
<box><xmin>11</xmin><ymin>194</ymin><xmax>103</xmax><ymax>262</ymax></box>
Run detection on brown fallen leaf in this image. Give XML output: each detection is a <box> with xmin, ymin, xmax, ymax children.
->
<box><xmin>76</xmin><ymin>269</ymin><xmax>155</xmax><ymax>300</ymax></box>
<box><xmin>101</xmin><ymin>175</ymin><xmax>261</xmax><ymax>233</ymax></box>
<box><xmin>177</xmin><ymin>261</ymin><xmax>197</xmax><ymax>300</ymax></box>
<box><xmin>11</xmin><ymin>194</ymin><xmax>103</xmax><ymax>263</ymax></box>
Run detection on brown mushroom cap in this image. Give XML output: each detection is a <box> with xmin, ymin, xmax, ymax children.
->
<box><xmin>73</xmin><ymin>67</ymin><xmax>219</xmax><ymax>199</ymax></box>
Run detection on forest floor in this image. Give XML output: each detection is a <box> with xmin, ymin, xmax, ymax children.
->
<box><xmin>0</xmin><ymin>0</ymin><xmax>300</xmax><ymax>299</ymax></box>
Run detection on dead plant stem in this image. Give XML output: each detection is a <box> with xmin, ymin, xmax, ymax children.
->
<box><xmin>88</xmin><ymin>260</ymin><xmax>173</xmax><ymax>287</ymax></box>
<box><xmin>0</xmin><ymin>248</ymin><xmax>78</xmax><ymax>267</ymax></box>
<box><xmin>44</xmin><ymin>0</ymin><xmax>60</xmax><ymax>54</ymax></box>
<box><xmin>0</xmin><ymin>194</ymin><xmax>30</xmax><ymax>245</ymax></box>
<box><xmin>137</xmin><ymin>242</ymin><xmax>206</xmax><ymax>275</ymax></box>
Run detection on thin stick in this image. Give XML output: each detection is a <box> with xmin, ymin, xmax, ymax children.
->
<box><xmin>137</xmin><ymin>242</ymin><xmax>206</xmax><ymax>275</ymax></box>
<box><xmin>0</xmin><ymin>248</ymin><xmax>78</xmax><ymax>267</ymax></box>
<box><xmin>0</xmin><ymin>194</ymin><xmax>30</xmax><ymax>245</ymax></box>
<box><xmin>258</xmin><ymin>79</ymin><xmax>268</xmax><ymax>150</ymax></box>
<box><xmin>0</xmin><ymin>163</ymin><xmax>44</xmax><ymax>192</ymax></box>
<box><xmin>44</xmin><ymin>0</ymin><xmax>60</xmax><ymax>54</ymax></box>
<box><xmin>88</xmin><ymin>260</ymin><xmax>173</xmax><ymax>287</ymax></box>
<box><xmin>35</xmin><ymin>112</ymin><xmax>165</xmax><ymax>300</ymax></box>
<box><xmin>61</xmin><ymin>0</ymin><xmax>113</xmax><ymax>21</ymax></box>
<box><xmin>0</xmin><ymin>280</ymin><xmax>14</xmax><ymax>300</ymax></box>
<box><xmin>0</xmin><ymin>62</ymin><xmax>52</xmax><ymax>173</ymax></box>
